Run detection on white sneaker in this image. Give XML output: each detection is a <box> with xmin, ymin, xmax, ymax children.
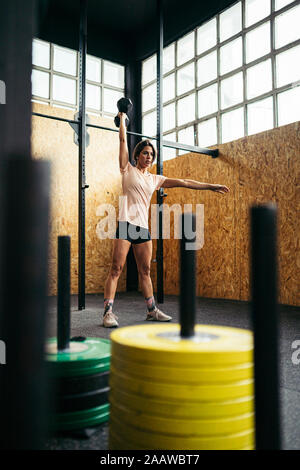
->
<box><xmin>103</xmin><ymin>311</ymin><xmax>119</xmax><ymax>328</ymax></box>
<box><xmin>146</xmin><ymin>307</ymin><xmax>172</xmax><ymax>322</ymax></box>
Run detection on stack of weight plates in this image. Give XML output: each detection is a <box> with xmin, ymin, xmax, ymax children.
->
<box><xmin>46</xmin><ymin>337</ymin><xmax>111</xmax><ymax>431</ymax></box>
<box><xmin>109</xmin><ymin>324</ymin><xmax>254</xmax><ymax>450</ymax></box>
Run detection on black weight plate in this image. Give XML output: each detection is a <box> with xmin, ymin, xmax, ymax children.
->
<box><xmin>51</xmin><ymin>371</ymin><xmax>110</xmax><ymax>396</ymax></box>
<box><xmin>55</xmin><ymin>386</ymin><xmax>110</xmax><ymax>413</ymax></box>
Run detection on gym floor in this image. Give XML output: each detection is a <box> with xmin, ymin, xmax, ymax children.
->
<box><xmin>44</xmin><ymin>293</ymin><xmax>300</xmax><ymax>450</ymax></box>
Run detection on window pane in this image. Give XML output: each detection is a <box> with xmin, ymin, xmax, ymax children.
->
<box><xmin>163</xmin><ymin>73</ymin><xmax>175</xmax><ymax>103</ymax></box>
<box><xmin>178</xmin><ymin>126</ymin><xmax>194</xmax><ymax>155</ymax></box>
<box><xmin>87</xmin><ymin>55</ymin><xmax>101</xmax><ymax>82</ymax></box>
<box><xmin>53</xmin><ymin>75</ymin><xmax>76</xmax><ymax>104</ymax></box>
<box><xmin>245</xmin><ymin>22</ymin><xmax>271</xmax><ymax>63</ymax></box>
<box><xmin>163</xmin><ymin>44</ymin><xmax>175</xmax><ymax>74</ymax></box>
<box><xmin>221</xmin><ymin>107</ymin><xmax>244</xmax><ymax>143</ymax></box>
<box><xmin>103</xmin><ymin>61</ymin><xmax>124</xmax><ymax>88</ymax></box>
<box><xmin>177</xmin><ymin>63</ymin><xmax>194</xmax><ymax>96</ymax></box>
<box><xmin>198</xmin><ymin>118</ymin><xmax>217</xmax><ymax>147</ymax></box>
<box><xmin>163</xmin><ymin>103</ymin><xmax>175</xmax><ymax>132</ymax></box>
<box><xmin>177</xmin><ymin>32</ymin><xmax>195</xmax><ymax>66</ymax></box>
<box><xmin>163</xmin><ymin>132</ymin><xmax>176</xmax><ymax>161</ymax></box>
<box><xmin>31</xmin><ymin>70</ymin><xmax>49</xmax><ymax>98</ymax></box>
<box><xmin>276</xmin><ymin>45</ymin><xmax>300</xmax><ymax>87</ymax></box>
<box><xmin>275</xmin><ymin>0</ymin><xmax>295</xmax><ymax>10</ymax></box>
<box><xmin>247</xmin><ymin>59</ymin><xmax>272</xmax><ymax>99</ymax></box>
<box><xmin>142</xmin><ymin>55</ymin><xmax>157</xmax><ymax>86</ymax></box>
<box><xmin>221</xmin><ymin>72</ymin><xmax>243</xmax><ymax>109</ymax></box>
<box><xmin>197</xmin><ymin>51</ymin><xmax>217</xmax><ymax>86</ymax></box>
<box><xmin>219</xmin><ymin>2</ymin><xmax>242</xmax><ymax>42</ymax></box>
<box><xmin>103</xmin><ymin>88</ymin><xmax>123</xmax><ymax>113</ymax></box>
<box><xmin>277</xmin><ymin>86</ymin><xmax>300</xmax><ymax>126</ymax></box>
<box><xmin>247</xmin><ymin>97</ymin><xmax>273</xmax><ymax>135</ymax></box>
<box><xmin>143</xmin><ymin>111</ymin><xmax>157</xmax><ymax>136</ymax></box>
<box><xmin>177</xmin><ymin>94</ymin><xmax>195</xmax><ymax>126</ymax></box>
<box><xmin>197</xmin><ymin>18</ymin><xmax>217</xmax><ymax>54</ymax></box>
<box><xmin>86</xmin><ymin>84</ymin><xmax>101</xmax><ymax>110</ymax></box>
<box><xmin>53</xmin><ymin>45</ymin><xmax>77</xmax><ymax>76</ymax></box>
<box><xmin>142</xmin><ymin>83</ymin><xmax>156</xmax><ymax>112</ymax></box>
<box><xmin>198</xmin><ymin>84</ymin><xmax>218</xmax><ymax>118</ymax></box>
<box><xmin>245</xmin><ymin>0</ymin><xmax>270</xmax><ymax>27</ymax></box>
<box><xmin>220</xmin><ymin>37</ymin><xmax>242</xmax><ymax>75</ymax></box>
<box><xmin>275</xmin><ymin>5</ymin><xmax>300</xmax><ymax>49</ymax></box>
<box><xmin>32</xmin><ymin>39</ymin><xmax>50</xmax><ymax>68</ymax></box>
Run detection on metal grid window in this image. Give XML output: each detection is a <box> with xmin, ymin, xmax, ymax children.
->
<box><xmin>142</xmin><ymin>0</ymin><xmax>300</xmax><ymax>160</ymax></box>
<box><xmin>31</xmin><ymin>39</ymin><xmax>125</xmax><ymax>118</ymax></box>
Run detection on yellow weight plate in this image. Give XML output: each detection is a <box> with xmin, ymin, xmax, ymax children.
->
<box><xmin>111</xmin><ymin>354</ymin><xmax>253</xmax><ymax>384</ymax></box>
<box><xmin>111</xmin><ymin>324</ymin><xmax>253</xmax><ymax>366</ymax></box>
<box><xmin>109</xmin><ymin>414</ymin><xmax>254</xmax><ymax>450</ymax></box>
<box><xmin>110</xmin><ymin>387</ymin><xmax>254</xmax><ymax>419</ymax></box>
<box><xmin>110</xmin><ymin>397</ymin><xmax>254</xmax><ymax>436</ymax></box>
<box><xmin>110</xmin><ymin>366</ymin><xmax>254</xmax><ymax>401</ymax></box>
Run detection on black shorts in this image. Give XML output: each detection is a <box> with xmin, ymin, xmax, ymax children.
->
<box><xmin>115</xmin><ymin>221</ymin><xmax>151</xmax><ymax>244</ymax></box>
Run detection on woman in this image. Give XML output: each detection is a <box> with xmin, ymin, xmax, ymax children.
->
<box><xmin>102</xmin><ymin>112</ymin><xmax>230</xmax><ymax>328</ymax></box>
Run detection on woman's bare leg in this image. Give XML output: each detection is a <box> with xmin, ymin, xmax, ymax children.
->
<box><xmin>133</xmin><ymin>241</ymin><xmax>172</xmax><ymax>321</ymax></box>
<box><xmin>132</xmin><ymin>241</ymin><xmax>153</xmax><ymax>298</ymax></box>
<box><xmin>104</xmin><ymin>238</ymin><xmax>131</xmax><ymax>301</ymax></box>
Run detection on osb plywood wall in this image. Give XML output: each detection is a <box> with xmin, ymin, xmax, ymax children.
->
<box><xmin>32</xmin><ymin>103</ymin><xmax>126</xmax><ymax>296</ymax></box>
<box><xmin>150</xmin><ymin>121</ymin><xmax>300</xmax><ymax>307</ymax></box>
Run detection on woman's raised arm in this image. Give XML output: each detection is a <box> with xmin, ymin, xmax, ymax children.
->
<box><xmin>118</xmin><ymin>112</ymin><xmax>129</xmax><ymax>170</ymax></box>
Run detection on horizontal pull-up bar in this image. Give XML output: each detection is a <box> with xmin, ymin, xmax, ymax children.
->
<box><xmin>32</xmin><ymin>111</ymin><xmax>219</xmax><ymax>158</ymax></box>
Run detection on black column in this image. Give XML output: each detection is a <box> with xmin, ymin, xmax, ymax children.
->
<box><xmin>251</xmin><ymin>203</ymin><xmax>281</xmax><ymax>450</ymax></box>
<box><xmin>125</xmin><ymin>60</ymin><xmax>142</xmax><ymax>291</ymax></box>
<box><xmin>78</xmin><ymin>0</ymin><xmax>87</xmax><ymax>310</ymax></box>
<box><xmin>156</xmin><ymin>0</ymin><xmax>164</xmax><ymax>304</ymax></box>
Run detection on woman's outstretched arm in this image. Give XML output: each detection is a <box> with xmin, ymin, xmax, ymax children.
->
<box><xmin>161</xmin><ymin>178</ymin><xmax>230</xmax><ymax>194</ymax></box>
<box><xmin>118</xmin><ymin>112</ymin><xmax>129</xmax><ymax>170</ymax></box>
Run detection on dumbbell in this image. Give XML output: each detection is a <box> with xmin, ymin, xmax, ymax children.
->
<box><xmin>114</xmin><ymin>97</ymin><xmax>133</xmax><ymax>128</ymax></box>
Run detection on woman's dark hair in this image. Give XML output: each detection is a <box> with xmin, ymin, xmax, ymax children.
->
<box><xmin>132</xmin><ymin>139</ymin><xmax>156</xmax><ymax>166</ymax></box>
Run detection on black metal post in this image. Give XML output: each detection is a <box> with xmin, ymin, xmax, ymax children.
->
<box><xmin>57</xmin><ymin>236</ymin><xmax>71</xmax><ymax>351</ymax></box>
<box><xmin>78</xmin><ymin>0</ymin><xmax>87</xmax><ymax>310</ymax></box>
<box><xmin>180</xmin><ymin>213</ymin><xmax>196</xmax><ymax>338</ymax></box>
<box><xmin>0</xmin><ymin>159</ymin><xmax>51</xmax><ymax>449</ymax></box>
<box><xmin>156</xmin><ymin>0</ymin><xmax>164</xmax><ymax>304</ymax></box>
<box><xmin>125</xmin><ymin>61</ymin><xmax>142</xmax><ymax>291</ymax></box>
<box><xmin>251</xmin><ymin>203</ymin><xmax>281</xmax><ymax>450</ymax></box>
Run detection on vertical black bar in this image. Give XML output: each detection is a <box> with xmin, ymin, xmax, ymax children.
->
<box><xmin>251</xmin><ymin>203</ymin><xmax>281</xmax><ymax>450</ymax></box>
<box><xmin>156</xmin><ymin>0</ymin><xmax>164</xmax><ymax>304</ymax></box>
<box><xmin>0</xmin><ymin>159</ymin><xmax>50</xmax><ymax>449</ymax></box>
<box><xmin>125</xmin><ymin>61</ymin><xmax>141</xmax><ymax>291</ymax></box>
<box><xmin>180</xmin><ymin>213</ymin><xmax>196</xmax><ymax>338</ymax></box>
<box><xmin>78</xmin><ymin>0</ymin><xmax>87</xmax><ymax>310</ymax></box>
<box><xmin>0</xmin><ymin>0</ymin><xmax>36</xmax><ymax>162</ymax></box>
<box><xmin>57</xmin><ymin>236</ymin><xmax>71</xmax><ymax>351</ymax></box>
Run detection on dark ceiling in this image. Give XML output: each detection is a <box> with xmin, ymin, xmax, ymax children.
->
<box><xmin>37</xmin><ymin>0</ymin><xmax>236</xmax><ymax>64</ymax></box>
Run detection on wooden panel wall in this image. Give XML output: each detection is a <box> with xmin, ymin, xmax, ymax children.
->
<box><xmin>151</xmin><ymin>122</ymin><xmax>300</xmax><ymax>307</ymax></box>
<box><xmin>32</xmin><ymin>103</ymin><xmax>126</xmax><ymax>296</ymax></box>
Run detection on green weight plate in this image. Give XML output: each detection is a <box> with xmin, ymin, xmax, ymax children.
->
<box><xmin>46</xmin><ymin>337</ymin><xmax>111</xmax><ymax>377</ymax></box>
<box><xmin>111</xmin><ymin>354</ymin><xmax>253</xmax><ymax>384</ymax></box>
<box><xmin>109</xmin><ymin>414</ymin><xmax>254</xmax><ymax>450</ymax></box>
<box><xmin>109</xmin><ymin>387</ymin><xmax>254</xmax><ymax>419</ymax></box>
<box><xmin>109</xmin><ymin>397</ymin><xmax>254</xmax><ymax>436</ymax></box>
<box><xmin>53</xmin><ymin>403</ymin><xmax>110</xmax><ymax>431</ymax></box>
<box><xmin>48</xmin><ymin>361</ymin><xmax>110</xmax><ymax>378</ymax></box>
<box><xmin>110</xmin><ymin>366</ymin><xmax>254</xmax><ymax>401</ymax></box>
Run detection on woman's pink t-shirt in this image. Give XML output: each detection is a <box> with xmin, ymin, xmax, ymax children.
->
<box><xmin>118</xmin><ymin>162</ymin><xmax>166</xmax><ymax>229</ymax></box>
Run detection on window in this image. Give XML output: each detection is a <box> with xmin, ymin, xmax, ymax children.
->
<box><xmin>142</xmin><ymin>0</ymin><xmax>300</xmax><ymax>152</ymax></box>
<box><xmin>32</xmin><ymin>39</ymin><xmax>125</xmax><ymax>117</ymax></box>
